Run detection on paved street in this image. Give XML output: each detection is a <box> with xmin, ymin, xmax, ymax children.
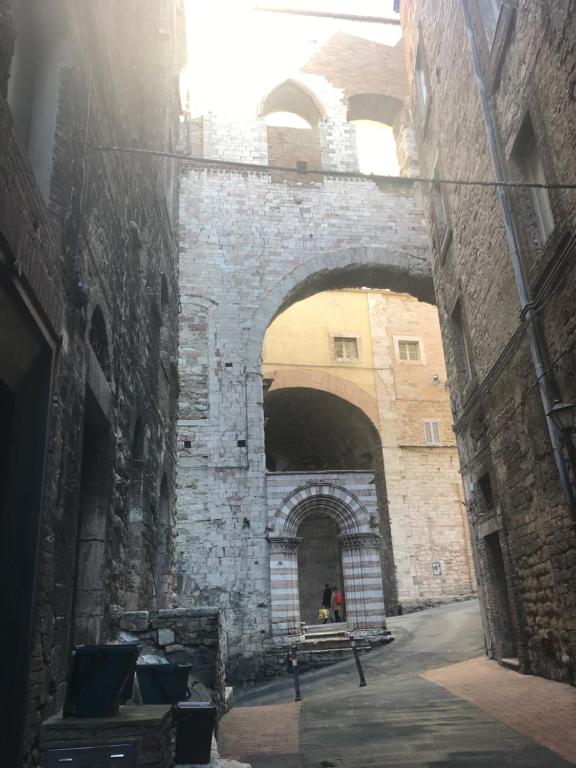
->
<box><xmin>219</xmin><ymin>600</ymin><xmax>576</xmax><ymax>767</ymax></box>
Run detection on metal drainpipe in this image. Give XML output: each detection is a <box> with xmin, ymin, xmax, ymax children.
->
<box><xmin>460</xmin><ymin>0</ymin><xmax>576</xmax><ymax>513</ymax></box>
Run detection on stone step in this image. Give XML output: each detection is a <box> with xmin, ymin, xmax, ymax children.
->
<box><xmin>300</xmin><ymin>638</ymin><xmax>354</xmax><ymax>650</ymax></box>
<box><xmin>304</xmin><ymin>622</ymin><xmax>348</xmax><ymax>634</ymax></box>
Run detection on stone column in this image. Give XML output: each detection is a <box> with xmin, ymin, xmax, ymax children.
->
<box><xmin>267</xmin><ymin>536</ymin><xmax>302</xmax><ymax>640</ymax></box>
<box><xmin>339</xmin><ymin>532</ymin><xmax>386</xmax><ymax>636</ymax></box>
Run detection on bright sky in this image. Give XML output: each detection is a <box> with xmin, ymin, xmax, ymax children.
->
<box><xmin>184</xmin><ymin>0</ymin><xmax>401</xmax><ymax>117</ymax></box>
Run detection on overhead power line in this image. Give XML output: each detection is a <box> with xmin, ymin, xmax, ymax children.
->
<box><xmin>89</xmin><ymin>144</ymin><xmax>576</xmax><ymax>191</ymax></box>
<box><xmin>249</xmin><ymin>5</ymin><xmax>401</xmax><ymax>25</ymax></box>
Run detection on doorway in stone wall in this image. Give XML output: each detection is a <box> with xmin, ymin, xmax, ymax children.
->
<box><xmin>297</xmin><ymin>512</ymin><xmax>345</xmax><ymax>624</ymax></box>
<box><xmin>0</xmin><ymin>268</ymin><xmax>53</xmax><ymax>766</ymax></box>
<box><xmin>484</xmin><ymin>531</ymin><xmax>518</xmax><ymax>659</ymax></box>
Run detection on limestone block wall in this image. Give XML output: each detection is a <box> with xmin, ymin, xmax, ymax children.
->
<box><xmin>177</xmin><ymin>40</ymin><xmax>431</xmax><ymax>680</ymax></box>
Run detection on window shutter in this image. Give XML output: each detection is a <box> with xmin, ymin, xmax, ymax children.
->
<box><xmin>425</xmin><ymin>421</ymin><xmax>440</xmax><ymax>445</ymax></box>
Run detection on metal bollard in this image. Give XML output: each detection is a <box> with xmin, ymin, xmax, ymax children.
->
<box><xmin>289</xmin><ymin>644</ymin><xmax>302</xmax><ymax>701</ymax></box>
<box><xmin>351</xmin><ymin>640</ymin><xmax>367</xmax><ymax>687</ymax></box>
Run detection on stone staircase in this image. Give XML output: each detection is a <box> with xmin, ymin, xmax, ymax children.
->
<box><xmin>294</xmin><ymin>623</ymin><xmax>384</xmax><ymax>671</ymax></box>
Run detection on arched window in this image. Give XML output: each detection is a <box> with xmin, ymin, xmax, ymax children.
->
<box><xmin>261</xmin><ymin>80</ymin><xmax>324</xmax><ymax>183</ymax></box>
<box><xmin>89</xmin><ymin>306</ymin><xmax>111</xmax><ymax>382</ymax></box>
<box><xmin>347</xmin><ymin>94</ymin><xmax>403</xmax><ymax>176</ymax></box>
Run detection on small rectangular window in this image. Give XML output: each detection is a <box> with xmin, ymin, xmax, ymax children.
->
<box><xmin>333</xmin><ymin>336</ymin><xmax>359</xmax><ymax>361</ymax></box>
<box><xmin>415</xmin><ymin>44</ymin><xmax>430</xmax><ymax>124</ymax></box>
<box><xmin>424</xmin><ymin>421</ymin><xmax>441</xmax><ymax>445</ymax></box>
<box><xmin>398</xmin><ymin>340</ymin><xmax>421</xmax><ymax>362</ymax></box>
<box><xmin>451</xmin><ymin>302</ymin><xmax>473</xmax><ymax>383</ymax></box>
<box><xmin>515</xmin><ymin>118</ymin><xmax>555</xmax><ymax>245</ymax></box>
<box><xmin>477</xmin><ymin>472</ymin><xmax>495</xmax><ymax>512</ymax></box>
<box><xmin>477</xmin><ymin>0</ymin><xmax>502</xmax><ymax>47</ymax></box>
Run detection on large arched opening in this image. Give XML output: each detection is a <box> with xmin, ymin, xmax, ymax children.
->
<box><xmin>264</xmin><ymin>386</ymin><xmax>396</xmax><ymax>631</ymax></box>
<box><xmin>251</xmin><ymin>255</ymin><xmax>436</xmax><ymax>643</ymax></box>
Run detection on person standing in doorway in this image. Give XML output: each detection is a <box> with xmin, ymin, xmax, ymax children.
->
<box><xmin>331</xmin><ymin>585</ymin><xmax>343</xmax><ymax>622</ymax></box>
<box><xmin>321</xmin><ymin>583</ymin><xmax>332</xmax><ymax>617</ymax></box>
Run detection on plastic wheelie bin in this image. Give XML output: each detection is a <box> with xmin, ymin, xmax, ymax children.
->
<box><xmin>174</xmin><ymin>701</ymin><xmax>217</xmax><ymax>765</ymax></box>
<box><xmin>63</xmin><ymin>643</ymin><xmax>141</xmax><ymax>718</ymax></box>
<box><xmin>136</xmin><ymin>662</ymin><xmax>192</xmax><ymax>704</ymax></box>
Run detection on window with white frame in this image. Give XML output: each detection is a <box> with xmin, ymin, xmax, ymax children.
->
<box><xmin>477</xmin><ymin>0</ymin><xmax>502</xmax><ymax>48</ymax></box>
<box><xmin>515</xmin><ymin>117</ymin><xmax>555</xmax><ymax>245</ymax></box>
<box><xmin>424</xmin><ymin>421</ymin><xmax>441</xmax><ymax>445</ymax></box>
<box><xmin>398</xmin><ymin>339</ymin><xmax>421</xmax><ymax>362</ymax></box>
<box><xmin>332</xmin><ymin>336</ymin><xmax>359</xmax><ymax>362</ymax></box>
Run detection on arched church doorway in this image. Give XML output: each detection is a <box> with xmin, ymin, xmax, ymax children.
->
<box><xmin>296</xmin><ymin>513</ymin><xmax>343</xmax><ymax>624</ymax></box>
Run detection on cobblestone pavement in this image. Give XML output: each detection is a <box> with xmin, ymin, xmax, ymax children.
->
<box><xmin>219</xmin><ymin>600</ymin><xmax>575</xmax><ymax>767</ymax></box>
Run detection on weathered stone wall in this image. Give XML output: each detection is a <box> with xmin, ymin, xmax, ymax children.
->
<box><xmin>400</xmin><ymin>0</ymin><xmax>576</xmax><ymax>681</ymax></box>
<box><xmin>177</xmin><ymin>23</ymin><xmax>431</xmax><ymax>683</ymax></box>
<box><xmin>116</xmin><ymin>607</ymin><xmax>226</xmax><ymax>716</ymax></box>
<box><xmin>0</xmin><ymin>1</ymin><xmax>184</xmax><ymax>763</ymax></box>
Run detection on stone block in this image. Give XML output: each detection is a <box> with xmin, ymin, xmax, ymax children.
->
<box><xmin>119</xmin><ymin>611</ymin><xmax>150</xmax><ymax>632</ymax></box>
<box><xmin>157</xmin><ymin>627</ymin><xmax>176</xmax><ymax>646</ymax></box>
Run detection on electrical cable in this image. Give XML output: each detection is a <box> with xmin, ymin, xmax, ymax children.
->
<box><xmin>249</xmin><ymin>6</ymin><xmax>401</xmax><ymax>25</ymax></box>
<box><xmin>88</xmin><ymin>145</ymin><xmax>576</xmax><ymax>191</ymax></box>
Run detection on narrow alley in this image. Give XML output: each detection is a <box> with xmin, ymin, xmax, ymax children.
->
<box><xmin>3</xmin><ymin>0</ymin><xmax>576</xmax><ymax>766</ymax></box>
<box><xmin>220</xmin><ymin>601</ymin><xmax>576</xmax><ymax>767</ymax></box>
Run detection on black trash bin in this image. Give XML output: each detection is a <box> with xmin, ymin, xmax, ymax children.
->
<box><xmin>136</xmin><ymin>663</ymin><xmax>192</xmax><ymax>705</ymax></box>
<box><xmin>63</xmin><ymin>643</ymin><xmax>141</xmax><ymax>718</ymax></box>
<box><xmin>174</xmin><ymin>701</ymin><xmax>216</xmax><ymax>765</ymax></box>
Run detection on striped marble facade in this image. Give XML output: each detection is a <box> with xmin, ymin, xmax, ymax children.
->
<box><xmin>266</xmin><ymin>472</ymin><xmax>387</xmax><ymax>640</ymax></box>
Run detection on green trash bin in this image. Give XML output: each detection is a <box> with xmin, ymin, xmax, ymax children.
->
<box><xmin>136</xmin><ymin>663</ymin><xmax>192</xmax><ymax>704</ymax></box>
<box><xmin>63</xmin><ymin>643</ymin><xmax>141</xmax><ymax>718</ymax></box>
<box><xmin>174</xmin><ymin>701</ymin><xmax>216</xmax><ymax>765</ymax></box>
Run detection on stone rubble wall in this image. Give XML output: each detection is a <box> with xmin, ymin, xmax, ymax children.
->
<box><xmin>400</xmin><ymin>0</ymin><xmax>576</xmax><ymax>681</ymax></box>
<box><xmin>0</xmin><ymin>2</ymin><xmax>184</xmax><ymax>762</ymax></box>
<box><xmin>116</xmin><ymin>608</ymin><xmax>227</xmax><ymax>717</ymax></box>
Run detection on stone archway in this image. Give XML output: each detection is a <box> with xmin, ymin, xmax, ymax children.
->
<box><xmin>267</xmin><ymin>480</ymin><xmax>386</xmax><ymax>640</ymax></box>
<box><xmin>247</xmin><ymin>246</ymin><xmax>433</xmax><ymax>372</ymax></box>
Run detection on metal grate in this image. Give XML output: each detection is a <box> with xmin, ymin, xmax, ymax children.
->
<box><xmin>45</xmin><ymin>744</ymin><xmax>136</xmax><ymax>767</ymax></box>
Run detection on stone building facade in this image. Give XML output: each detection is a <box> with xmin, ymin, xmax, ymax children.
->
<box><xmin>0</xmin><ymin>1</ymin><xmax>184</xmax><ymax>764</ymax></box>
<box><xmin>262</xmin><ymin>289</ymin><xmax>475</xmax><ymax>628</ymax></box>
<box><xmin>177</xmin><ymin>8</ymin><xmax>437</xmax><ymax>681</ymax></box>
<box><xmin>400</xmin><ymin>0</ymin><xmax>576</xmax><ymax>682</ymax></box>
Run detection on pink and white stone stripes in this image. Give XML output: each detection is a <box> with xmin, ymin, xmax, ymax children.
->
<box><xmin>266</xmin><ymin>473</ymin><xmax>387</xmax><ymax>639</ymax></box>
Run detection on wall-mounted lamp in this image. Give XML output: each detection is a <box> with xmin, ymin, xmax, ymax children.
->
<box><xmin>547</xmin><ymin>400</ymin><xmax>576</xmax><ymax>433</ymax></box>
<box><xmin>432</xmin><ymin>374</ymin><xmax>440</xmax><ymax>385</ymax></box>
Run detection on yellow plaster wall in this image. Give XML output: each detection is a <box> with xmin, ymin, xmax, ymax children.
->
<box><xmin>263</xmin><ymin>289</ymin><xmax>476</xmax><ymax>606</ymax></box>
<box><xmin>262</xmin><ymin>289</ymin><xmax>377</xmax><ymax>400</ymax></box>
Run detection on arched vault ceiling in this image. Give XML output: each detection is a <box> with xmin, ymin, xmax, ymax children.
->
<box><xmin>264</xmin><ymin>387</ymin><xmax>381</xmax><ymax>472</ymax></box>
